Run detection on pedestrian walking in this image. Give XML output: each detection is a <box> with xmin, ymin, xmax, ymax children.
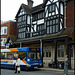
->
<box><xmin>15</xmin><ymin>57</ymin><xmax>21</xmax><ymax>73</ymax></box>
<box><xmin>64</xmin><ymin>55</ymin><xmax>69</xmax><ymax>75</ymax></box>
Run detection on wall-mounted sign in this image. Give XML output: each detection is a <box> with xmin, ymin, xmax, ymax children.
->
<box><xmin>6</xmin><ymin>43</ymin><xmax>10</xmax><ymax>48</ymax></box>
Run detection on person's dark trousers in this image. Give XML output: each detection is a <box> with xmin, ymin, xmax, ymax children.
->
<box><xmin>15</xmin><ymin>66</ymin><xmax>17</xmax><ymax>73</ymax></box>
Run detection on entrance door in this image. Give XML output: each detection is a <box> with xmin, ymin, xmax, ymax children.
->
<box><xmin>43</xmin><ymin>45</ymin><xmax>52</xmax><ymax>67</ymax></box>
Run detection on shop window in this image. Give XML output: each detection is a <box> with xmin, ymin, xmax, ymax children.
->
<box><xmin>46</xmin><ymin>46</ymin><xmax>48</xmax><ymax>57</ymax></box>
<box><xmin>58</xmin><ymin>45</ymin><xmax>64</xmax><ymax>57</ymax></box>
<box><xmin>46</xmin><ymin>46</ymin><xmax>52</xmax><ymax>57</ymax></box>
<box><xmin>49</xmin><ymin>46</ymin><xmax>51</xmax><ymax>57</ymax></box>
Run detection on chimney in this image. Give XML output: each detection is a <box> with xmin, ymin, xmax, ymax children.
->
<box><xmin>27</xmin><ymin>0</ymin><xmax>34</xmax><ymax>8</ymax></box>
<box><xmin>43</xmin><ymin>0</ymin><xmax>46</xmax><ymax>3</ymax></box>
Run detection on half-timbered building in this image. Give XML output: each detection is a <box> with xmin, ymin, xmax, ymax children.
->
<box><xmin>12</xmin><ymin>0</ymin><xmax>74</xmax><ymax>69</ymax></box>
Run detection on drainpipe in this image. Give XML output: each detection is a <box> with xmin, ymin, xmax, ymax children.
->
<box><xmin>31</xmin><ymin>15</ymin><xmax>32</xmax><ymax>37</ymax></box>
<box><xmin>64</xmin><ymin>0</ymin><xmax>67</xmax><ymax>28</ymax></box>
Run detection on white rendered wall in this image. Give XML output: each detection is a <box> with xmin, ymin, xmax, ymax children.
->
<box><xmin>37</xmin><ymin>19</ymin><xmax>44</xmax><ymax>25</ymax></box>
<box><xmin>60</xmin><ymin>3</ymin><xmax>63</xmax><ymax>15</ymax></box>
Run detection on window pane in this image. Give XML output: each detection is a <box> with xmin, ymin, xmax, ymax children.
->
<box><xmin>58</xmin><ymin>45</ymin><xmax>64</xmax><ymax>57</ymax></box>
<box><xmin>53</xmin><ymin>25</ymin><xmax>55</xmax><ymax>33</ymax></box>
<box><xmin>1</xmin><ymin>27</ymin><xmax>7</xmax><ymax>35</ymax></box>
<box><xmin>58</xmin><ymin>50</ymin><xmax>60</xmax><ymax>57</ymax></box>
<box><xmin>61</xmin><ymin>50</ymin><xmax>64</xmax><ymax>57</ymax></box>
<box><xmin>49</xmin><ymin>6</ymin><xmax>51</xmax><ymax>12</ymax></box>
<box><xmin>47</xmin><ymin>21</ymin><xmax>49</xmax><ymax>26</ymax></box>
<box><xmin>56</xmin><ymin>25</ymin><xmax>58</xmax><ymax>32</ymax></box>
<box><xmin>46</xmin><ymin>52</ymin><xmax>48</xmax><ymax>57</ymax></box>
<box><xmin>52</xmin><ymin>5</ymin><xmax>55</xmax><ymax>11</ymax></box>
<box><xmin>61</xmin><ymin>45</ymin><xmax>64</xmax><ymax>49</ymax></box>
<box><xmin>50</xmin><ymin>21</ymin><xmax>52</xmax><ymax>25</ymax></box>
<box><xmin>47</xmin><ymin>27</ymin><xmax>49</xmax><ymax>34</ymax></box>
<box><xmin>49</xmin><ymin>46</ymin><xmax>51</xmax><ymax>57</ymax></box>
<box><xmin>56</xmin><ymin>19</ymin><xmax>58</xmax><ymax>24</ymax></box>
<box><xmin>53</xmin><ymin>20</ymin><xmax>55</xmax><ymax>24</ymax></box>
<box><xmin>50</xmin><ymin>26</ymin><xmax>52</xmax><ymax>33</ymax></box>
<box><xmin>49</xmin><ymin>52</ymin><xmax>51</xmax><ymax>57</ymax></box>
<box><xmin>25</xmin><ymin>15</ymin><xmax>26</xmax><ymax>20</ymax></box>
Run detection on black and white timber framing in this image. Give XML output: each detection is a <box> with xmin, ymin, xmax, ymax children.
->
<box><xmin>15</xmin><ymin>0</ymin><xmax>64</xmax><ymax>40</ymax></box>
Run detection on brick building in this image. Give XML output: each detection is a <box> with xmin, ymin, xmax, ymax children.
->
<box><xmin>9</xmin><ymin>0</ymin><xmax>74</xmax><ymax>69</ymax></box>
<box><xmin>1</xmin><ymin>20</ymin><xmax>17</xmax><ymax>49</ymax></box>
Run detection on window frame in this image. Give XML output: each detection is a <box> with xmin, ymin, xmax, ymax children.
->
<box><xmin>58</xmin><ymin>44</ymin><xmax>64</xmax><ymax>57</ymax></box>
<box><xmin>1</xmin><ymin>38</ymin><xmax>7</xmax><ymax>47</ymax></box>
<box><xmin>46</xmin><ymin>19</ymin><xmax>59</xmax><ymax>34</ymax></box>
<box><xmin>1</xmin><ymin>26</ymin><xmax>7</xmax><ymax>35</ymax></box>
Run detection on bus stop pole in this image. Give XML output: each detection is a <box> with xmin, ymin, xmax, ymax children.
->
<box><xmin>20</xmin><ymin>42</ymin><xmax>22</xmax><ymax>48</ymax></box>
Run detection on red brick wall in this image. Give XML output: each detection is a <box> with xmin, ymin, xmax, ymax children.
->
<box><xmin>1</xmin><ymin>21</ymin><xmax>17</xmax><ymax>49</ymax></box>
<box><xmin>1</xmin><ymin>21</ymin><xmax>17</xmax><ymax>39</ymax></box>
<box><xmin>66</xmin><ymin>0</ymin><xmax>74</xmax><ymax>28</ymax></box>
<box><xmin>10</xmin><ymin>22</ymin><xmax>17</xmax><ymax>36</ymax></box>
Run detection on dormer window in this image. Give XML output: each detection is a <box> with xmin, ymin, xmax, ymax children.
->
<box><xmin>48</xmin><ymin>4</ymin><xmax>55</xmax><ymax>13</ymax></box>
<box><xmin>45</xmin><ymin>0</ymin><xmax>64</xmax><ymax>34</ymax></box>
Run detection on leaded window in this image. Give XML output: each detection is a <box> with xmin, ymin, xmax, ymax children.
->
<box><xmin>48</xmin><ymin>4</ymin><xmax>55</xmax><ymax>13</ymax></box>
<box><xmin>37</xmin><ymin>24</ymin><xmax>44</xmax><ymax>31</ymax></box>
<box><xmin>46</xmin><ymin>19</ymin><xmax>59</xmax><ymax>34</ymax></box>
<box><xmin>38</xmin><ymin>12</ymin><xmax>44</xmax><ymax>19</ymax></box>
<box><xmin>32</xmin><ymin>14</ymin><xmax>37</xmax><ymax>21</ymax></box>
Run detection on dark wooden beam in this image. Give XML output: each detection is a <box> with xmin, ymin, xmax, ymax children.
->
<box><xmin>54</xmin><ymin>40</ymin><xmax>57</xmax><ymax>68</ymax></box>
<box><xmin>66</xmin><ymin>37</ymin><xmax>69</xmax><ymax>55</ymax></box>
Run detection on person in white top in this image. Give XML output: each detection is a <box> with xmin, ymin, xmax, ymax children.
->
<box><xmin>15</xmin><ymin>57</ymin><xmax>21</xmax><ymax>73</ymax></box>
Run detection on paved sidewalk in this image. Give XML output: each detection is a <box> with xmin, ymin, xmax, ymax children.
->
<box><xmin>37</xmin><ymin>68</ymin><xmax>74</xmax><ymax>74</ymax></box>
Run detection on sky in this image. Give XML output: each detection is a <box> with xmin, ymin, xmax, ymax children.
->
<box><xmin>1</xmin><ymin>0</ymin><xmax>43</xmax><ymax>22</ymax></box>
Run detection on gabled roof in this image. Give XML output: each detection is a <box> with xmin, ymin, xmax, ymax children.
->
<box><xmin>15</xmin><ymin>0</ymin><xmax>71</xmax><ymax>18</ymax></box>
<box><xmin>15</xmin><ymin>3</ymin><xmax>31</xmax><ymax>18</ymax></box>
<box><xmin>15</xmin><ymin>3</ymin><xmax>44</xmax><ymax>18</ymax></box>
<box><xmin>31</xmin><ymin>4</ymin><xmax>44</xmax><ymax>13</ymax></box>
<box><xmin>22</xmin><ymin>3</ymin><xmax>31</xmax><ymax>14</ymax></box>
